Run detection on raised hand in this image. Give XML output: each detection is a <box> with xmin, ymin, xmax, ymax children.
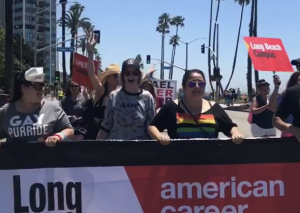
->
<box><xmin>85</xmin><ymin>30</ymin><xmax>97</xmax><ymax>53</ymax></box>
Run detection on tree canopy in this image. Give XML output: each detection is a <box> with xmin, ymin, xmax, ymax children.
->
<box><xmin>0</xmin><ymin>27</ymin><xmax>34</xmax><ymax>86</ymax></box>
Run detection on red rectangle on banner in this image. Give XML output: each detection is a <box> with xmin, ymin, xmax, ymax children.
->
<box><xmin>244</xmin><ymin>37</ymin><xmax>293</xmax><ymax>72</ymax></box>
<box><xmin>125</xmin><ymin>163</ymin><xmax>300</xmax><ymax>213</ymax></box>
<box><xmin>72</xmin><ymin>52</ymin><xmax>98</xmax><ymax>89</ymax></box>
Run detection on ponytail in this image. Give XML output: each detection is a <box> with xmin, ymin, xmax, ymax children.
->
<box><xmin>9</xmin><ymin>72</ymin><xmax>22</xmax><ymax>103</ymax></box>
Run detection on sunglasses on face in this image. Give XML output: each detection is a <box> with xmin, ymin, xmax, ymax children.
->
<box><xmin>30</xmin><ymin>83</ymin><xmax>45</xmax><ymax>91</ymax></box>
<box><xmin>112</xmin><ymin>74</ymin><xmax>119</xmax><ymax>78</ymax></box>
<box><xmin>69</xmin><ymin>85</ymin><xmax>79</xmax><ymax>88</ymax></box>
<box><xmin>188</xmin><ymin>81</ymin><xmax>206</xmax><ymax>88</ymax></box>
<box><xmin>124</xmin><ymin>70</ymin><xmax>139</xmax><ymax>76</ymax></box>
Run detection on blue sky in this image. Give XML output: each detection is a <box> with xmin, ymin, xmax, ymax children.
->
<box><xmin>56</xmin><ymin>0</ymin><xmax>300</xmax><ymax>92</ymax></box>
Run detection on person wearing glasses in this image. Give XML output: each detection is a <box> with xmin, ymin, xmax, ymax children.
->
<box><xmin>0</xmin><ymin>68</ymin><xmax>73</xmax><ymax>145</ymax></box>
<box><xmin>97</xmin><ymin>58</ymin><xmax>156</xmax><ymax>140</ymax></box>
<box><xmin>147</xmin><ymin>69</ymin><xmax>243</xmax><ymax>145</ymax></box>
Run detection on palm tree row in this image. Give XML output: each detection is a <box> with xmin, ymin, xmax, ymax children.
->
<box><xmin>156</xmin><ymin>13</ymin><xmax>185</xmax><ymax>80</ymax></box>
<box><xmin>208</xmin><ymin>0</ymin><xmax>258</xmax><ymax>99</ymax></box>
<box><xmin>59</xmin><ymin>2</ymin><xmax>100</xmax><ymax>87</ymax></box>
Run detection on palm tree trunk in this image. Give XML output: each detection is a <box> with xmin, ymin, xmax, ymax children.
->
<box><xmin>61</xmin><ymin>3</ymin><xmax>67</xmax><ymax>88</ymax></box>
<box><xmin>212</xmin><ymin>0</ymin><xmax>221</xmax><ymax>67</ymax></box>
<box><xmin>4</xmin><ymin>0</ymin><xmax>14</xmax><ymax>94</ymax></box>
<box><xmin>253</xmin><ymin>0</ymin><xmax>259</xmax><ymax>86</ymax></box>
<box><xmin>160</xmin><ymin>34</ymin><xmax>165</xmax><ymax>79</ymax></box>
<box><xmin>224</xmin><ymin>2</ymin><xmax>245</xmax><ymax>91</ymax></box>
<box><xmin>247</xmin><ymin>0</ymin><xmax>255</xmax><ymax>99</ymax></box>
<box><xmin>69</xmin><ymin>32</ymin><xmax>75</xmax><ymax>78</ymax></box>
<box><xmin>207</xmin><ymin>0</ymin><xmax>214</xmax><ymax>92</ymax></box>
<box><xmin>170</xmin><ymin>45</ymin><xmax>177</xmax><ymax>79</ymax></box>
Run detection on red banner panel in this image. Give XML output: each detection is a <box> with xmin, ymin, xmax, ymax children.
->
<box><xmin>244</xmin><ymin>37</ymin><xmax>293</xmax><ymax>72</ymax></box>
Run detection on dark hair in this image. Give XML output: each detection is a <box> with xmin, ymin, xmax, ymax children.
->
<box><xmin>257</xmin><ymin>79</ymin><xmax>269</xmax><ymax>88</ymax></box>
<box><xmin>64</xmin><ymin>80</ymin><xmax>81</xmax><ymax>96</ymax></box>
<box><xmin>141</xmin><ymin>81</ymin><xmax>156</xmax><ymax>99</ymax></box>
<box><xmin>9</xmin><ymin>72</ymin><xmax>32</xmax><ymax>103</ymax></box>
<box><xmin>286</xmin><ymin>72</ymin><xmax>300</xmax><ymax>89</ymax></box>
<box><xmin>182</xmin><ymin>69</ymin><xmax>206</xmax><ymax>87</ymax></box>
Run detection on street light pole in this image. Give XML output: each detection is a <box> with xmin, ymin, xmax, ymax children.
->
<box><xmin>185</xmin><ymin>43</ymin><xmax>188</xmax><ymax>71</ymax></box>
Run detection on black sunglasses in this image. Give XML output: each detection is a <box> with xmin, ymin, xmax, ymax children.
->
<box><xmin>124</xmin><ymin>70</ymin><xmax>139</xmax><ymax>76</ymax></box>
<box><xmin>69</xmin><ymin>85</ymin><xmax>79</xmax><ymax>88</ymax></box>
<box><xmin>30</xmin><ymin>83</ymin><xmax>45</xmax><ymax>91</ymax></box>
<box><xmin>188</xmin><ymin>81</ymin><xmax>206</xmax><ymax>88</ymax></box>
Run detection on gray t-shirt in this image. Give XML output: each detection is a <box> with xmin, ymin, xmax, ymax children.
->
<box><xmin>0</xmin><ymin>101</ymin><xmax>72</xmax><ymax>143</ymax></box>
<box><xmin>100</xmin><ymin>88</ymin><xmax>156</xmax><ymax>140</ymax></box>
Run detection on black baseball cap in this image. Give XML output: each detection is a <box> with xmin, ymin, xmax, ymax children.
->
<box><xmin>121</xmin><ymin>58</ymin><xmax>140</xmax><ymax>72</ymax></box>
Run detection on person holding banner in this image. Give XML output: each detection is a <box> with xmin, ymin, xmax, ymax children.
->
<box><xmin>148</xmin><ymin>69</ymin><xmax>243</xmax><ymax>144</ymax></box>
<box><xmin>0</xmin><ymin>68</ymin><xmax>74</xmax><ymax>145</ymax></box>
<box><xmin>84</xmin><ymin>31</ymin><xmax>120</xmax><ymax>139</ymax></box>
<box><xmin>97</xmin><ymin>58</ymin><xmax>156</xmax><ymax>140</ymax></box>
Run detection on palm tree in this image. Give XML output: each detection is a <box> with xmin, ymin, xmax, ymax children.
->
<box><xmin>4</xmin><ymin>0</ymin><xmax>14</xmax><ymax>93</ymax></box>
<box><xmin>247</xmin><ymin>0</ymin><xmax>255</xmax><ymax>99</ymax></box>
<box><xmin>63</xmin><ymin>3</ymin><xmax>89</xmax><ymax>77</ymax></box>
<box><xmin>59</xmin><ymin>0</ymin><xmax>67</xmax><ymax>88</ymax></box>
<box><xmin>169</xmin><ymin>16</ymin><xmax>184</xmax><ymax>79</ymax></box>
<box><xmin>156</xmin><ymin>13</ymin><xmax>171</xmax><ymax>79</ymax></box>
<box><xmin>168</xmin><ymin>35</ymin><xmax>180</xmax><ymax>79</ymax></box>
<box><xmin>224</xmin><ymin>0</ymin><xmax>250</xmax><ymax>91</ymax></box>
<box><xmin>253</xmin><ymin>0</ymin><xmax>259</xmax><ymax>88</ymax></box>
<box><xmin>207</xmin><ymin>0</ymin><xmax>214</xmax><ymax>92</ymax></box>
<box><xmin>212</xmin><ymin>0</ymin><xmax>224</xmax><ymax>67</ymax></box>
<box><xmin>135</xmin><ymin>54</ymin><xmax>144</xmax><ymax>70</ymax></box>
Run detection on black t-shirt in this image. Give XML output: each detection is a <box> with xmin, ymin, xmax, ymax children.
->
<box><xmin>275</xmin><ymin>84</ymin><xmax>300</xmax><ymax>128</ymax></box>
<box><xmin>150</xmin><ymin>101</ymin><xmax>237</xmax><ymax>139</ymax></box>
<box><xmin>252</xmin><ymin>95</ymin><xmax>274</xmax><ymax>129</ymax></box>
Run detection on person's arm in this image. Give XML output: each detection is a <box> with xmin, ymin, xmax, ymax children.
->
<box><xmin>213</xmin><ymin>103</ymin><xmax>239</xmax><ymax>137</ymax></box>
<box><xmin>273</xmin><ymin>89</ymin><xmax>294</xmax><ymax>132</ymax></box>
<box><xmin>147</xmin><ymin>103</ymin><xmax>172</xmax><ymax>139</ymax></box>
<box><xmin>268</xmin><ymin>76</ymin><xmax>281</xmax><ymax>111</ymax></box>
<box><xmin>146</xmin><ymin>94</ymin><xmax>156</xmax><ymax>126</ymax></box>
<box><xmin>97</xmin><ymin>93</ymin><xmax>115</xmax><ymax>140</ymax></box>
<box><xmin>251</xmin><ymin>97</ymin><xmax>268</xmax><ymax>114</ymax></box>
<box><xmin>87</xmin><ymin>53</ymin><xmax>104</xmax><ymax>97</ymax></box>
<box><xmin>53</xmin><ymin>105</ymin><xmax>74</xmax><ymax>140</ymax></box>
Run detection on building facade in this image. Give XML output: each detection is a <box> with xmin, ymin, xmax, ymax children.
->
<box><xmin>13</xmin><ymin>0</ymin><xmax>57</xmax><ymax>83</ymax></box>
<box><xmin>0</xmin><ymin>0</ymin><xmax>5</xmax><ymax>27</ymax></box>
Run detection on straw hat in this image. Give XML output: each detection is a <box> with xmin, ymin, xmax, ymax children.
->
<box><xmin>98</xmin><ymin>64</ymin><xmax>120</xmax><ymax>83</ymax></box>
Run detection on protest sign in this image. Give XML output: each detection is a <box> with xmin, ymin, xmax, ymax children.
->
<box><xmin>150</xmin><ymin>78</ymin><xmax>177</xmax><ymax>103</ymax></box>
<box><xmin>72</xmin><ymin>53</ymin><xmax>99</xmax><ymax>89</ymax></box>
<box><xmin>244</xmin><ymin>37</ymin><xmax>293</xmax><ymax>72</ymax></box>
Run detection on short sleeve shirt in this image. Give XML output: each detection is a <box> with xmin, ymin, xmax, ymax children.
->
<box><xmin>0</xmin><ymin>101</ymin><xmax>72</xmax><ymax>142</ymax></box>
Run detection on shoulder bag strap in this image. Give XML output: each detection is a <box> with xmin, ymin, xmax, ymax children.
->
<box><xmin>180</xmin><ymin>100</ymin><xmax>210</xmax><ymax>138</ymax></box>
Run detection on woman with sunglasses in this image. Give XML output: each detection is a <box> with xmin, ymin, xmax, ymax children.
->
<box><xmin>0</xmin><ymin>68</ymin><xmax>73</xmax><ymax>146</ymax></box>
<box><xmin>83</xmin><ymin>31</ymin><xmax>120</xmax><ymax>139</ymax></box>
<box><xmin>148</xmin><ymin>69</ymin><xmax>243</xmax><ymax>145</ymax></box>
<box><xmin>97</xmin><ymin>58</ymin><xmax>156</xmax><ymax>140</ymax></box>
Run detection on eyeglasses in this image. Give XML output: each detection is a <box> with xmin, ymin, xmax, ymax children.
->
<box><xmin>30</xmin><ymin>83</ymin><xmax>45</xmax><ymax>91</ymax></box>
<box><xmin>112</xmin><ymin>74</ymin><xmax>119</xmax><ymax>78</ymax></box>
<box><xmin>69</xmin><ymin>85</ymin><xmax>79</xmax><ymax>88</ymax></box>
<box><xmin>124</xmin><ymin>70</ymin><xmax>139</xmax><ymax>76</ymax></box>
<box><xmin>188</xmin><ymin>81</ymin><xmax>206</xmax><ymax>88</ymax></box>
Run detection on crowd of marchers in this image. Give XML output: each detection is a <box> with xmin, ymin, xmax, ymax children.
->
<box><xmin>0</xmin><ymin>31</ymin><xmax>300</xmax><ymax>145</ymax></box>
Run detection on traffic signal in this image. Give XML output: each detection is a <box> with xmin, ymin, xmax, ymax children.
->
<box><xmin>94</xmin><ymin>30</ymin><xmax>100</xmax><ymax>43</ymax></box>
<box><xmin>55</xmin><ymin>71</ymin><xmax>60</xmax><ymax>81</ymax></box>
<box><xmin>146</xmin><ymin>55</ymin><xmax>151</xmax><ymax>64</ymax></box>
<box><xmin>201</xmin><ymin>44</ymin><xmax>205</xmax><ymax>54</ymax></box>
<box><xmin>213</xmin><ymin>67</ymin><xmax>220</xmax><ymax>77</ymax></box>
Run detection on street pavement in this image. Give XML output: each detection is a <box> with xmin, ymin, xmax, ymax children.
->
<box><xmin>219</xmin><ymin>110</ymin><xmax>281</xmax><ymax>138</ymax></box>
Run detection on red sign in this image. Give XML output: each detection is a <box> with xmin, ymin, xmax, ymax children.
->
<box><xmin>244</xmin><ymin>37</ymin><xmax>293</xmax><ymax>72</ymax></box>
<box><xmin>72</xmin><ymin>52</ymin><xmax>99</xmax><ymax>89</ymax></box>
<box><xmin>125</xmin><ymin>163</ymin><xmax>300</xmax><ymax>213</ymax></box>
